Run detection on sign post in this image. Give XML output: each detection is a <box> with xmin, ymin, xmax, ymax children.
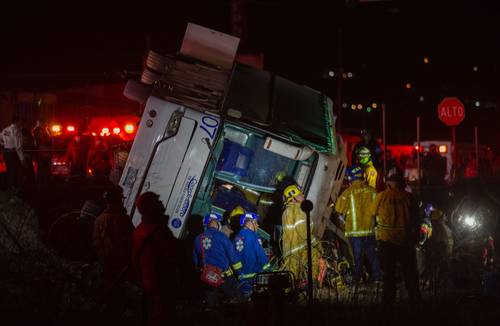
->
<box><xmin>438</xmin><ymin>97</ymin><xmax>465</xmax><ymax>182</ymax></box>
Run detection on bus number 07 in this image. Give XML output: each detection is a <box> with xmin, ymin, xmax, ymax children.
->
<box><xmin>200</xmin><ymin>116</ymin><xmax>219</xmax><ymax>140</ymax></box>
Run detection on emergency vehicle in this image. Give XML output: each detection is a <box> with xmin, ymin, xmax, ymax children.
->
<box><xmin>49</xmin><ymin>115</ymin><xmax>139</xmax><ymax>176</ymax></box>
<box><xmin>119</xmin><ymin>24</ymin><xmax>347</xmax><ymax>238</ymax></box>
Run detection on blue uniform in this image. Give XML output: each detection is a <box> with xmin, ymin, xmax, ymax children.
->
<box><xmin>193</xmin><ymin>227</ymin><xmax>243</xmax><ymax>277</ymax></box>
<box><xmin>233</xmin><ymin>228</ymin><xmax>270</xmax><ymax>280</ymax></box>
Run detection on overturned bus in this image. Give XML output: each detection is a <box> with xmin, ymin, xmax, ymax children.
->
<box><xmin>120</xmin><ymin>24</ymin><xmax>347</xmax><ymax>240</ymax></box>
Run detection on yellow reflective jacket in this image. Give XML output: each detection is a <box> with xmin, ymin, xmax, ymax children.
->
<box><xmin>369</xmin><ymin>184</ymin><xmax>411</xmax><ymax>245</ymax></box>
<box><xmin>363</xmin><ymin>161</ymin><xmax>378</xmax><ymax>189</ymax></box>
<box><xmin>335</xmin><ymin>180</ymin><xmax>376</xmax><ymax>237</ymax></box>
<box><xmin>281</xmin><ymin>202</ymin><xmax>321</xmax><ymax>280</ymax></box>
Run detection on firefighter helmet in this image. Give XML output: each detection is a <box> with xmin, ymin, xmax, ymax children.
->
<box><xmin>230</xmin><ymin>206</ymin><xmax>245</xmax><ymax>218</ymax></box>
<box><xmin>356</xmin><ymin>146</ymin><xmax>371</xmax><ymax>165</ymax></box>
<box><xmin>283</xmin><ymin>184</ymin><xmax>303</xmax><ymax>203</ymax></box>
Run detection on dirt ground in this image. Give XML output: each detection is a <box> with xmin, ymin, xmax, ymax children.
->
<box><xmin>1</xmin><ymin>188</ymin><xmax>500</xmax><ymax>326</ymax></box>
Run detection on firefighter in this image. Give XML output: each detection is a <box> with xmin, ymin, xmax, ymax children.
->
<box><xmin>233</xmin><ymin>212</ymin><xmax>271</xmax><ymax>296</ymax></box>
<box><xmin>221</xmin><ymin>205</ymin><xmax>245</xmax><ymax>239</ymax></box>
<box><xmin>93</xmin><ymin>185</ymin><xmax>134</xmax><ymax>283</ymax></box>
<box><xmin>132</xmin><ymin>192</ymin><xmax>179</xmax><ymax>326</ymax></box>
<box><xmin>369</xmin><ymin>172</ymin><xmax>421</xmax><ymax>304</ymax></box>
<box><xmin>356</xmin><ymin>146</ymin><xmax>378</xmax><ymax>189</ymax></box>
<box><xmin>335</xmin><ymin>166</ymin><xmax>381</xmax><ymax>285</ymax></box>
<box><xmin>281</xmin><ymin>184</ymin><xmax>321</xmax><ymax>285</ymax></box>
<box><xmin>352</xmin><ymin>129</ymin><xmax>382</xmax><ymax>169</ymax></box>
<box><xmin>193</xmin><ymin>213</ymin><xmax>244</xmax><ymax>308</ymax></box>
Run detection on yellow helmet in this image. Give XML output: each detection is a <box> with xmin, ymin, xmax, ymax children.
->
<box><xmin>230</xmin><ymin>206</ymin><xmax>245</xmax><ymax>218</ymax></box>
<box><xmin>283</xmin><ymin>184</ymin><xmax>303</xmax><ymax>203</ymax></box>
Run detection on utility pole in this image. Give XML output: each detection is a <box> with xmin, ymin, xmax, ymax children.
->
<box><xmin>337</xmin><ymin>28</ymin><xmax>343</xmax><ymax>131</ymax></box>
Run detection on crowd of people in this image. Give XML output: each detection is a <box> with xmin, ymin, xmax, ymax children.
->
<box><xmin>0</xmin><ymin>116</ymin><xmax>117</xmax><ymax>192</ymax></box>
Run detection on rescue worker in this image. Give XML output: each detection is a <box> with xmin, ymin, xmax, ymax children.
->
<box><xmin>233</xmin><ymin>212</ymin><xmax>271</xmax><ymax>296</ymax></box>
<box><xmin>420</xmin><ymin>203</ymin><xmax>453</xmax><ymax>290</ymax></box>
<box><xmin>369</xmin><ymin>172</ymin><xmax>421</xmax><ymax>304</ymax></box>
<box><xmin>334</xmin><ymin>166</ymin><xmax>381</xmax><ymax>285</ymax></box>
<box><xmin>193</xmin><ymin>213</ymin><xmax>244</xmax><ymax>308</ymax></box>
<box><xmin>93</xmin><ymin>185</ymin><xmax>134</xmax><ymax>283</ymax></box>
<box><xmin>352</xmin><ymin>129</ymin><xmax>382</xmax><ymax>169</ymax></box>
<box><xmin>1</xmin><ymin>117</ymin><xmax>25</xmax><ymax>191</ymax></box>
<box><xmin>66</xmin><ymin>133</ymin><xmax>89</xmax><ymax>176</ymax></box>
<box><xmin>221</xmin><ymin>206</ymin><xmax>245</xmax><ymax>239</ymax></box>
<box><xmin>356</xmin><ymin>146</ymin><xmax>378</xmax><ymax>189</ymax></box>
<box><xmin>132</xmin><ymin>192</ymin><xmax>178</xmax><ymax>326</ymax></box>
<box><xmin>281</xmin><ymin>184</ymin><xmax>321</xmax><ymax>285</ymax></box>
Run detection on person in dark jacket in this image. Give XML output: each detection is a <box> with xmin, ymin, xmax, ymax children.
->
<box><xmin>32</xmin><ymin>119</ymin><xmax>52</xmax><ymax>189</ymax></box>
<box><xmin>132</xmin><ymin>192</ymin><xmax>178</xmax><ymax>326</ymax></box>
<box><xmin>93</xmin><ymin>185</ymin><xmax>134</xmax><ymax>283</ymax></box>
<box><xmin>66</xmin><ymin>133</ymin><xmax>89</xmax><ymax>176</ymax></box>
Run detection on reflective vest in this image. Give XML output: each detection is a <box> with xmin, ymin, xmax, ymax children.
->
<box><xmin>193</xmin><ymin>227</ymin><xmax>243</xmax><ymax>276</ymax></box>
<box><xmin>233</xmin><ymin>228</ymin><xmax>270</xmax><ymax>279</ymax></box>
<box><xmin>369</xmin><ymin>185</ymin><xmax>411</xmax><ymax>245</ymax></box>
<box><xmin>335</xmin><ymin>180</ymin><xmax>376</xmax><ymax>237</ymax></box>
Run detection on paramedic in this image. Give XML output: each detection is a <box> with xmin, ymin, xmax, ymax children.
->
<box><xmin>335</xmin><ymin>166</ymin><xmax>381</xmax><ymax>284</ymax></box>
<box><xmin>233</xmin><ymin>212</ymin><xmax>271</xmax><ymax>296</ymax></box>
<box><xmin>132</xmin><ymin>192</ymin><xmax>179</xmax><ymax>326</ymax></box>
<box><xmin>193</xmin><ymin>213</ymin><xmax>244</xmax><ymax>308</ymax></box>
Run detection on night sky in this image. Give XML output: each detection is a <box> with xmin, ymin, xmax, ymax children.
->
<box><xmin>2</xmin><ymin>1</ymin><xmax>499</xmax><ymax>144</ymax></box>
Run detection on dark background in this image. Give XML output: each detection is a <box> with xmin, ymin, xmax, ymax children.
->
<box><xmin>1</xmin><ymin>0</ymin><xmax>499</xmax><ymax>144</ymax></box>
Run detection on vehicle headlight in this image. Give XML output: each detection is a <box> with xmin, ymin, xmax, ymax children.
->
<box><xmin>463</xmin><ymin>215</ymin><xmax>477</xmax><ymax>228</ymax></box>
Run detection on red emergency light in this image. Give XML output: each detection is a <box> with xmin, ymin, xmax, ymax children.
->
<box><xmin>66</xmin><ymin>125</ymin><xmax>75</xmax><ymax>132</ymax></box>
<box><xmin>124</xmin><ymin>124</ymin><xmax>135</xmax><ymax>134</ymax></box>
<box><xmin>100</xmin><ymin>127</ymin><xmax>110</xmax><ymax>137</ymax></box>
<box><xmin>51</xmin><ymin>124</ymin><xmax>62</xmax><ymax>133</ymax></box>
<box><xmin>113</xmin><ymin>127</ymin><xmax>121</xmax><ymax>135</ymax></box>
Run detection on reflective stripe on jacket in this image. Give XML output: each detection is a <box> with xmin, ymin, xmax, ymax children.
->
<box><xmin>335</xmin><ymin>180</ymin><xmax>376</xmax><ymax>237</ymax></box>
<box><xmin>369</xmin><ymin>185</ymin><xmax>411</xmax><ymax>245</ymax></box>
<box><xmin>233</xmin><ymin>228</ymin><xmax>270</xmax><ymax>279</ymax></box>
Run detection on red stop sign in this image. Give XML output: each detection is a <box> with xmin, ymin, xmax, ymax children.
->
<box><xmin>438</xmin><ymin>97</ymin><xmax>465</xmax><ymax>126</ymax></box>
